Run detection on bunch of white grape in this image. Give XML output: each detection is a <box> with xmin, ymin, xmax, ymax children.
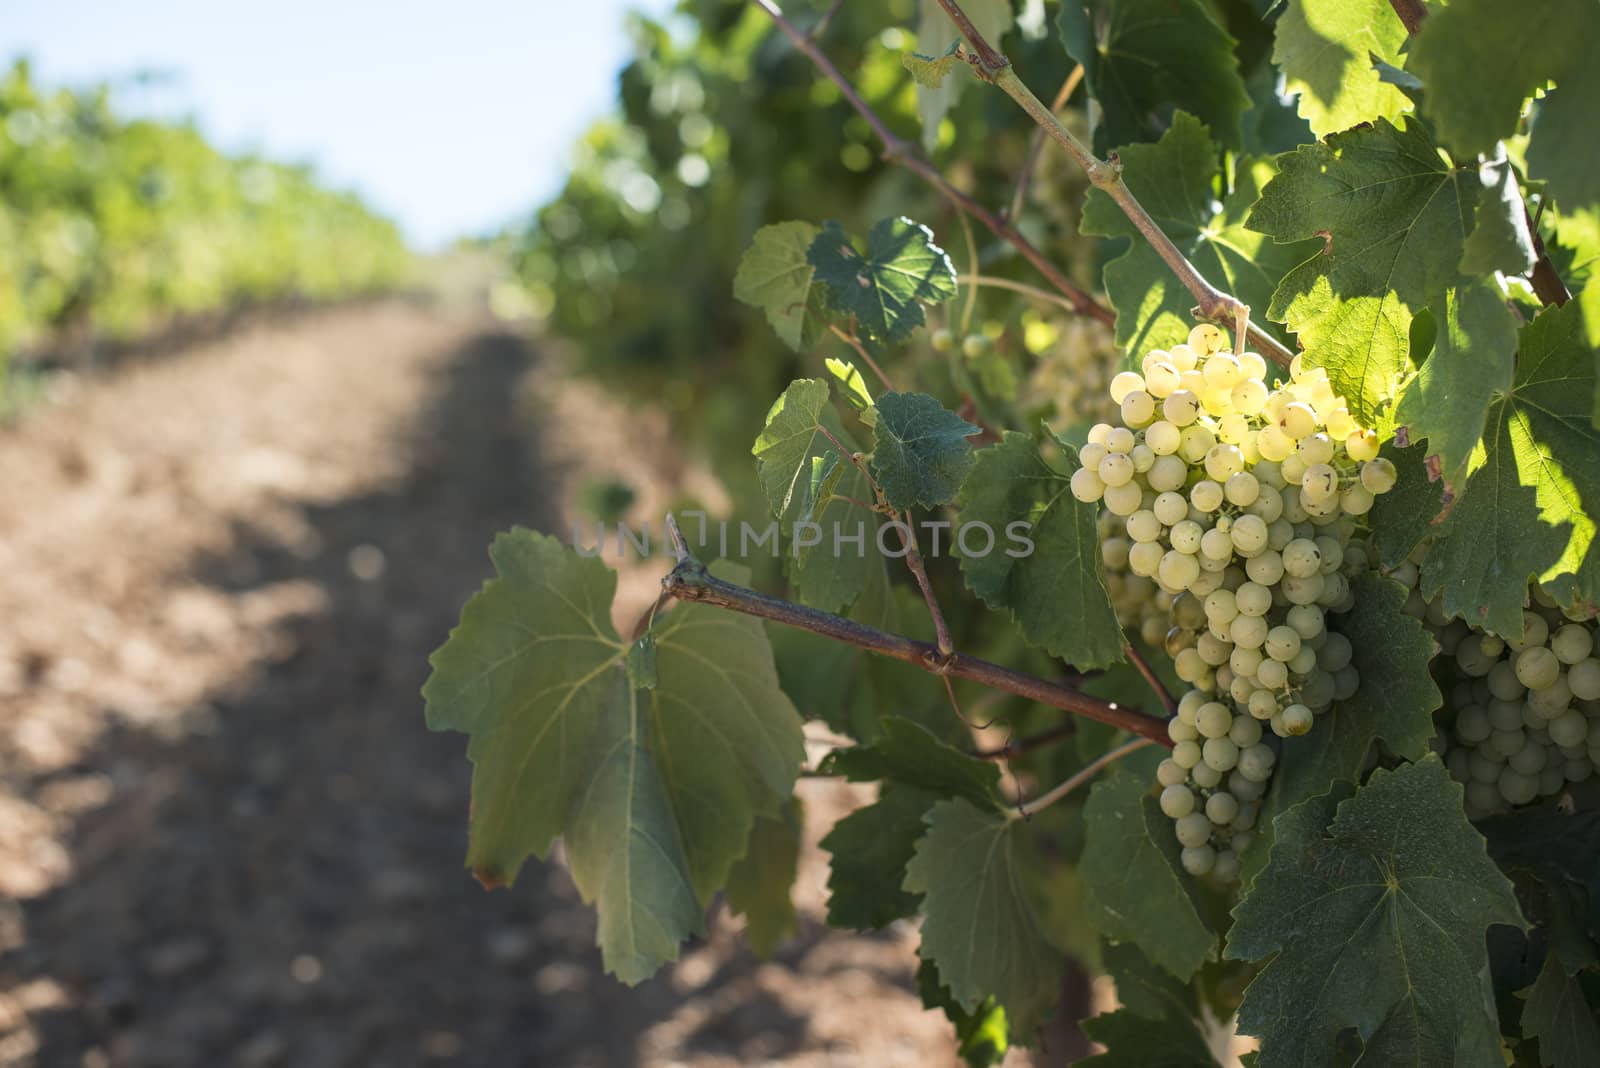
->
<box><xmin>1393</xmin><ymin>557</ymin><xmax>1600</xmax><ymax>818</ymax></box>
<box><xmin>1070</xmin><ymin>323</ymin><xmax>1398</xmax><ymax>878</ymax></box>
<box><xmin>1027</xmin><ymin>316</ymin><xmax>1120</xmax><ymax>428</ymax></box>
<box><xmin>1099</xmin><ymin>511</ymin><xmax>1175</xmax><ymax>648</ymax></box>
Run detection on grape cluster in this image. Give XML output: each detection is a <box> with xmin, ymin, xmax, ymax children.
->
<box><xmin>1026</xmin><ymin>316</ymin><xmax>1121</xmax><ymax>428</ymax></box>
<box><xmin>1397</xmin><ymin>559</ymin><xmax>1600</xmax><ymax>818</ymax></box>
<box><xmin>1072</xmin><ymin>324</ymin><xmax>1397</xmax><ymax>878</ymax></box>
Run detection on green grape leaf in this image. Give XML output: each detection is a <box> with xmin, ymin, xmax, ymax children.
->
<box><xmin>869</xmin><ymin>391</ymin><xmax>979</xmax><ymax>510</ymax></box>
<box><xmin>733</xmin><ymin>221</ymin><xmax>823</xmax><ymax>350</ymax></box>
<box><xmin>820</xmin><ymin>715</ymin><xmax>1003</xmax><ymax>808</ymax></box>
<box><xmin>1058</xmin><ymin>0</ymin><xmax>1251</xmax><ymax>152</ymax></box>
<box><xmin>1481</xmin><ymin>795</ymin><xmax>1600</xmax><ymax>935</ymax></box>
<box><xmin>903</xmin><ymin>40</ymin><xmax>964</xmax><ymax>89</ymax></box>
<box><xmin>916</xmin><ymin>958</ymin><xmax>1011</xmax><ymax>1068</ymax></box>
<box><xmin>904</xmin><ymin>799</ymin><xmax>1063</xmax><ymax>1039</ymax></box>
<box><xmin>821</xmin><ymin>785</ymin><xmax>941</xmax><ymax>930</ymax></box>
<box><xmin>1408</xmin><ymin>0</ymin><xmax>1596</xmax><ymax>186</ymax></box>
<box><xmin>1227</xmin><ymin>758</ymin><xmax>1525</xmax><ymax>1068</ymax></box>
<box><xmin>808</xmin><ymin>217</ymin><xmax>957</xmax><ymax>342</ymax></box>
<box><xmin>1080</xmin><ymin>772</ymin><xmax>1217</xmax><ymax>981</ymax></box>
<box><xmin>1422</xmin><ymin>300</ymin><xmax>1600</xmax><ymax>634</ymax></box>
<box><xmin>914</xmin><ymin>0</ymin><xmax>1012</xmax><ymax>152</ymax></box>
<box><xmin>1369</xmin><ymin>440</ymin><xmax>1444</xmax><ymax>568</ymax></box>
<box><xmin>1461</xmin><ymin>154</ymin><xmax>1539</xmax><ymax>277</ymax></box>
<box><xmin>423</xmin><ymin>532</ymin><xmax>805</xmax><ymax>982</ymax></box>
<box><xmin>751</xmin><ymin>378</ymin><xmax>883</xmax><ymax>614</ymax></box>
<box><xmin>1527</xmin><ymin>50</ymin><xmax>1600</xmax><ymax>211</ymax></box>
<box><xmin>1393</xmin><ymin>282</ymin><xmax>1519</xmax><ymax>490</ymax></box>
<box><xmin>1081</xmin><ymin>114</ymin><xmax>1316</xmax><ymax>356</ymax></box>
<box><xmin>1522</xmin><ymin>951</ymin><xmax>1600</xmax><ymax>1068</ymax></box>
<box><xmin>1080</xmin><ymin>1009</ymin><xmax>1222</xmax><ymax>1067</ymax></box>
<box><xmin>1101</xmin><ymin>940</ymin><xmax>1201</xmax><ymax>1023</ymax></box>
<box><xmin>725</xmin><ymin>796</ymin><xmax>803</xmax><ymax>957</ymax></box>
<box><xmin>826</xmin><ymin>356</ymin><xmax>874</xmax><ymax>410</ymax></box>
<box><xmin>1271</xmin><ymin>0</ymin><xmax>1412</xmax><ymax>138</ymax></box>
<box><xmin>1245</xmin><ymin>574</ymin><xmax>1441</xmax><ymax>884</ymax></box>
<box><xmin>1250</xmin><ymin>117</ymin><xmax>1477</xmax><ymax>426</ymax></box>
<box><xmin>956</xmin><ymin>431</ymin><xmax>1124</xmax><ymax>669</ymax></box>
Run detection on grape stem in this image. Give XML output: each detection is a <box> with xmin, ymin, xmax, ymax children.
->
<box><xmin>956</xmin><ymin>274</ymin><xmax>1090</xmax><ymax>317</ymax></box>
<box><xmin>895</xmin><ymin>506</ymin><xmax>955</xmax><ymax>658</ymax></box>
<box><xmin>1383</xmin><ymin>0</ymin><xmax>1570</xmax><ymax>307</ymax></box>
<box><xmin>748</xmin><ymin>0</ymin><xmax>1113</xmax><ymax>326</ymax></box>
<box><xmin>1012</xmin><ymin>738</ymin><xmax>1153</xmax><ymax>820</ymax></box>
<box><xmin>662</xmin><ymin>515</ymin><xmax>1173</xmax><ymax>745</ymax></box>
<box><xmin>931</xmin><ymin>0</ymin><xmax>1296</xmax><ymax>368</ymax></box>
<box><xmin>1124</xmin><ymin>643</ymin><xmax>1178</xmax><ymax>717</ymax></box>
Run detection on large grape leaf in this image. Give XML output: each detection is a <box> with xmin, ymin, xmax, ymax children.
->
<box><xmin>1460</xmin><ymin>154</ymin><xmax>1539</xmax><ymax>277</ymax></box>
<box><xmin>1408</xmin><ymin>0</ymin><xmax>1600</xmax><ymax>208</ymax></box>
<box><xmin>1228</xmin><ymin>758</ymin><xmax>1525</xmax><ymax>1068</ymax></box>
<box><xmin>1243</xmin><ymin>574</ymin><xmax>1441</xmax><ymax>885</ymax></box>
<box><xmin>808</xmin><ymin>217</ymin><xmax>957</xmax><ymax>343</ymax></box>
<box><xmin>913</xmin><ymin>0</ymin><xmax>1012</xmax><ymax>152</ymax></box>
<box><xmin>733</xmin><ymin>221</ymin><xmax>821</xmax><ymax>350</ymax></box>
<box><xmin>1392</xmin><ymin>282</ymin><xmax>1519</xmax><ymax>490</ymax></box>
<box><xmin>725</xmin><ymin>796</ymin><xmax>803</xmax><ymax>957</ymax></box>
<box><xmin>1422</xmin><ymin>300</ymin><xmax>1600</xmax><ymax>635</ymax></box>
<box><xmin>1080</xmin><ymin>1009</ymin><xmax>1221</xmax><ymax>1067</ymax></box>
<box><xmin>904</xmin><ymin>799</ymin><xmax>1064</xmax><ymax>1039</ymax></box>
<box><xmin>423</xmin><ymin>531</ymin><xmax>805</xmax><ymax>982</ymax></box>
<box><xmin>1058</xmin><ymin>0</ymin><xmax>1250</xmax><ymax>152</ymax></box>
<box><xmin>956</xmin><ymin>431</ymin><xmax>1124</xmax><ymax>670</ymax></box>
<box><xmin>1080</xmin><ymin>772</ymin><xmax>1217</xmax><ymax>980</ymax></box>
<box><xmin>1249</xmin><ymin>117</ymin><xmax>1478</xmax><ymax>426</ymax></box>
<box><xmin>1522</xmin><ymin>951</ymin><xmax>1600</xmax><ymax>1068</ymax></box>
<box><xmin>1271</xmin><ymin>0</ymin><xmax>1411</xmax><ymax>138</ymax></box>
<box><xmin>869</xmin><ymin>391</ymin><xmax>979</xmax><ymax>510</ymax></box>
<box><xmin>1081</xmin><ymin>114</ymin><xmax>1315</xmax><ymax>358</ymax></box>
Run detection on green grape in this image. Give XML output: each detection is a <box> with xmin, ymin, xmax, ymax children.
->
<box><xmin>1160</xmin><ymin>783</ymin><xmax>1197</xmax><ymax>818</ymax></box>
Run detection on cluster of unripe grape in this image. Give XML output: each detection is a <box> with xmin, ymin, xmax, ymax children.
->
<box><xmin>1073</xmin><ymin>324</ymin><xmax>1397</xmax><ymax>879</ymax></box>
<box><xmin>1399</xmin><ymin>559</ymin><xmax>1600</xmax><ymax>818</ymax></box>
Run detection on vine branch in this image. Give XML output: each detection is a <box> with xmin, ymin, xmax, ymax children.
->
<box><xmin>750</xmin><ymin>0</ymin><xmax>1113</xmax><ymax>326</ymax></box>
<box><xmin>661</xmin><ymin>517</ymin><xmax>1171</xmax><ymax>745</ymax></box>
<box><xmin>1386</xmin><ymin>0</ymin><xmax>1428</xmax><ymax>36</ymax></box>
<box><xmin>932</xmin><ymin>0</ymin><xmax>1296</xmax><ymax>367</ymax></box>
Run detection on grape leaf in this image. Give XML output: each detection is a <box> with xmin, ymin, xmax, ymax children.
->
<box><xmin>423</xmin><ymin>532</ymin><xmax>805</xmax><ymax>982</ymax></box>
<box><xmin>1250</xmin><ymin>117</ymin><xmax>1477</xmax><ymax>426</ymax></box>
<box><xmin>1407</xmin><ymin>0</ymin><xmax>1593</xmax><ymax>171</ymax></box>
<box><xmin>754</xmin><ymin>379</ymin><xmax>836</xmax><ymax>524</ymax></box>
<box><xmin>1058</xmin><ymin>0</ymin><xmax>1250</xmax><ymax>152</ymax></box>
<box><xmin>1080</xmin><ymin>772</ymin><xmax>1217</xmax><ymax>981</ymax></box>
<box><xmin>821</xmin><ymin>785</ymin><xmax>941</xmax><ymax>930</ymax></box>
<box><xmin>1227</xmin><ymin>758</ymin><xmax>1525</xmax><ymax>1068</ymax></box>
<box><xmin>1244</xmin><ymin>574</ymin><xmax>1441</xmax><ymax>885</ymax></box>
<box><xmin>1527</xmin><ymin>50</ymin><xmax>1600</xmax><ymax>212</ymax></box>
<box><xmin>869</xmin><ymin>391</ymin><xmax>979</xmax><ymax>510</ymax></box>
<box><xmin>820</xmin><ymin>715</ymin><xmax>1003</xmax><ymax>807</ymax></box>
<box><xmin>1480</xmin><ymin>792</ymin><xmax>1600</xmax><ymax>935</ymax></box>
<box><xmin>956</xmin><ymin>431</ymin><xmax>1124</xmax><ymax>670</ymax></box>
<box><xmin>903</xmin><ymin>40</ymin><xmax>964</xmax><ymax>89</ymax></box>
<box><xmin>808</xmin><ymin>217</ymin><xmax>957</xmax><ymax>342</ymax></box>
<box><xmin>733</xmin><ymin>221</ymin><xmax>822</xmax><ymax>350</ymax></box>
<box><xmin>1369</xmin><ymin>439</ymin><xmax>1444</xmax><ymax>568</ymax></box>
<box><xmin>825</xmin><ymin>356</ymin><xmax>874</xmax><ymax>411</ymax></box>
<box><xmin>904</xmin><ymin>799</ymin><xmax>1064</xmax><ymax>1039</ymax></box>
<box><xmin>1271</xmin><ymin>0</ymin><xmax>1412</xmax><ymax>138</ymax></box>
<box><xmin>1081</xmin><ymin>114</ymin><xmax>1316</xmax><ymax>357</ymax></box>
<box><xmin>725</xmin><ymin>796</ymin><xmax>803</xmax><ymax>957</ymax></box>
<box><xmin>914</xmin><ymin>0</ymin><xmax>1012</xmax><ymax>152</ymax></box>
<box><xmin>1080</xmin><ymin>1009</ymin><xmax>1221</xmax><ymax>1067</ymax></box>
<box><xmin>1422</xmin><ymin>300</ymin><xmax>1600</xmax><ymax>635</ymax></box>
<box><xmin>1461</xmin><ymin>153</ymin><xmax>1539</xmax><ymax>277</ymax></box>
<box><xmin>1101</xmin><ymin>939</ymin><xmax>1200</xmax><ymax>1023</ymax></box>
<box><xmin>1393</xmin><ymin>282</ymin><xmax>1518</xmax><ymax>489</ymax></box>
<box><xmin>1522</xmin><ymin>951</ymin><xmax>1600</xmax><ymax>1068</ymax></box>
<box><xmin>916</xmin><ymin>958</ymin><xmax>1011</xmax><ymax>1068</ymax></box>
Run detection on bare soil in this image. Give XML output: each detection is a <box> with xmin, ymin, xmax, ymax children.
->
<box><xmin>0</xmin><ymin>301</ymin><xmax>991</xmax><ymax>1067</ymax></box>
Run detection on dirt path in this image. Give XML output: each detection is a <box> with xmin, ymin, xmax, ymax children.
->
<box><xmin>0</xmin><ymin>301</ymin><xmax>981</xmax><ymax>1067</ymax></box>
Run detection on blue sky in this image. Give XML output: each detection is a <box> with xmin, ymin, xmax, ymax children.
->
<box><xmin>8</xmin><ymin>0</ymin><xmax>673</xmax><ymax>248</ymax></box>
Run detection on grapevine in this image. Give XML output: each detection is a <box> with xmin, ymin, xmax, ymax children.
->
<box><xmin>430</xmin><ymin>0</ymin><xmax>1600</xmax><ymax>1063</ymax></box>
